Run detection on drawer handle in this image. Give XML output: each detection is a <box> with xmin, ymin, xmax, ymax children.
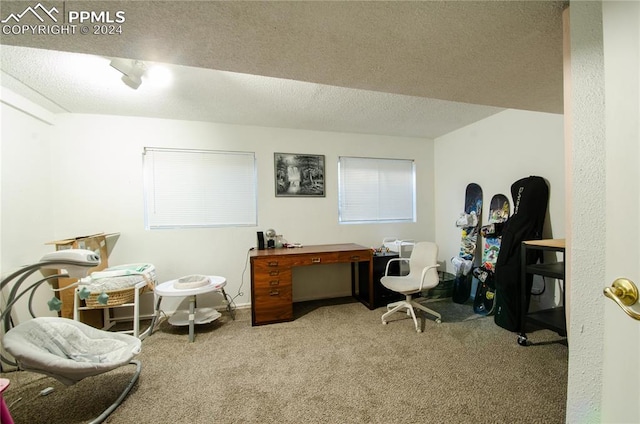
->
<box><xmin>312</xmin><ymin>258</ymin><xmax>321</xmax><ymax>263</ymax></box>
<box><xmin>268</xmin><ymin>261</ymin><xmax>279</xmax><ymax>267</ymax></box>
<box><xmin>269</xmin><ymin>289</ymin><xmax>280</xmax><ymax>296</ymax></box>
<box><xmin>269</xmin><ymin>280</ymin><xmax>280</xmax><ymax>286</ymax></box>
<box><xmin>351</xmin><ymin>255</ymin><xmax>360</xmax><ymax>261</ymax></box>
<box><xmin>269</xmin><ymin>270</ymin><xmax>279</xmax><ymax>276</ymax></box>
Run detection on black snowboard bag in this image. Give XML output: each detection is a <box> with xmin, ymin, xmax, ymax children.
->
<box><xmin>494</xmin><ymin>176</ymin><xmax>549</xmax><ymax>332</ymax></box>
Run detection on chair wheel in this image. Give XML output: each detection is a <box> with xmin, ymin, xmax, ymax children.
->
<box><xmin>416</xmin><ymin>328</ymin><xmax>422</xmax><ymax>333</ymax></box>
<box><xmin>382</xmin><ymin>321</ymin><xmax>387</xmax><ymax>325</ymax></box>
<box><xmin>435</xmin><ymin>319</ymin><xmax>442</xmax><ymax>324</ymax></box>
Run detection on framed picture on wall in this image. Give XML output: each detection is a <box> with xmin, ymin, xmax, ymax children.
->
<box><xmin>274</xmin><ymin>153</ymin><xmax>325</xmax><ymax>197</ymax></box>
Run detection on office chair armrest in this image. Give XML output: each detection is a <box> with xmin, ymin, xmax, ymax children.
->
<box><xmin>419</xmin><ymin>264</ymin><xmax>440</xmax><ymax>291</ymax></box>
<box><xmin>384</xmin><ymin>257</ymin><xmax>409</xmax><ymax>276</ymax></box>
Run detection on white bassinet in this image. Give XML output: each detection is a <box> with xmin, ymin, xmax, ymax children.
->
<box><xmin>78</xmin><ymin>263</ymin><xmax>156</xmax><ymax>307</ymax></box>
<box><xmin>75</xmin><ymin>263</ymin><xmax>157</xmax><ymax>339</ymax></box>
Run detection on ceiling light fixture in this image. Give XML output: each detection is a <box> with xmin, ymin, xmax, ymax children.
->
<box><xmin>145</xmin><ymin>65</ymin><xmax>172</xmax><ymax>88</ymax></box>
<box><xmin>110</xmin><ymin>58</ymin><xmax>146</xmax><ymax>89</ymax></box>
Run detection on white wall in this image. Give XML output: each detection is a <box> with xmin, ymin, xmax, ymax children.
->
<box><xmin>434</xmin><ymin>109</ymin><xmax>565</xmax><ymax>305</ymax></box>
<box><xmin>2</xmin><ymin>91</ymin><xmax>565</xmax><ymax>323</ymax></box>
<box><xmin>1</xmin><ymin>101</ymin><xmax>56</xmax><ymax>266</ymax></box>
<box><xmin>0</xmin><ymin>101</ymin><xmax>58</xmax><ymax>319</ymax></box>
<box><xmin>1</xmin><ymin>97</ymin><xmax>58</xmax><ymax>367</ymax></box>
<box><xmin>37</xmin><ymin>113</ymin><xmax>435</xmax><ymax>313</ymax></box>
<box><xmin>564</xmin><ymin>3</ymin><xmax>605</xmax><ymax>419</ymax></box>
<box><xmin>564</xmin><ymin>2</ymin><xmax>638</xmax><ymax>421</ymax></box>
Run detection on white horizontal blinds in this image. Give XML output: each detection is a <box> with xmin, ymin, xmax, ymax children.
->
<box><xmin>339</xmin><ymin>157</ymin><xmax>379</xmax><ymax>221</ymax></box>
<box><xmin>339</xmin><ymin>156</ymin><xmax>415</xmax><ymax>223</ymax></box>
<box><xmin>378</xmin><ymin>159</ymin><xmax>415</xmax><ymax>220</ymax></box>
<box><xmin>144</xmin><ymin>148</ymin><xmax>257</xmax><ymax>229</ymax></box>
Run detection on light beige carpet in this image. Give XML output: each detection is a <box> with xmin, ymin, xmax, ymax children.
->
<box><xmin>1</xmin><ymin>298</ymin><xmax>567</xmax><ymax>423</ymax></box>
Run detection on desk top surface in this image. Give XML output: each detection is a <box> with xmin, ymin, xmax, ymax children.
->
<box><xmin>249</xmin><ymin>243</ymin><xmax>371</xmax><ymax>258</ymax></box>
<box><xmin>523</xmin><ymin>239</ymin><xmax>565</xmax><ymax>249</ymax></box>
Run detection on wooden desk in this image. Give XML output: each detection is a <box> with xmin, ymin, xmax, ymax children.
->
<box><xmin>250</xmin><ymin>243</ymin><xmax>373</xmax><ymax>326</ymax></box>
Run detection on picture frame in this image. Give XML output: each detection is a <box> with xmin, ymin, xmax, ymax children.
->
<box><xmin>274</xmin><ymin>153</ymin><xmax>325</xmax><ymax>197</ymax></box>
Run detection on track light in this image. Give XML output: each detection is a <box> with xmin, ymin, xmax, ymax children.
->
<box><xmin>110</xmin><ymin>58</ymin><xmax>146</xmax><ymax>89</ymax></box>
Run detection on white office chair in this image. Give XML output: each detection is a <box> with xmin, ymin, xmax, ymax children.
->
<box><xmin>380</xmin><ymin>241</ymin><xmax>442</xmax><ymax>332</ymax></box>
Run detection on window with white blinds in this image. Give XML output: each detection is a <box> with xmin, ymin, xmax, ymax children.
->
<box><xmin>338</xmin><ymin>156</ymin><xmax>416</xmax><ymax>224</ymax></box>
<box><xmin>143</xmin><ymin>148</ymin><xmax>257</xmax><ymax>229</ymax></box>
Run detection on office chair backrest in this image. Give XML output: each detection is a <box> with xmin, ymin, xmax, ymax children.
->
<box><xmin>407</xmin><ymin>241</ymin><xmax>439</xmax><ymax>285</ymax></box>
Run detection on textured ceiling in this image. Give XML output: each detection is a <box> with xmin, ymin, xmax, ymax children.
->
<box><xmin>0</xmin><ymin>1</ymin><xmax>566</xmax><ymax>139</ymax></box>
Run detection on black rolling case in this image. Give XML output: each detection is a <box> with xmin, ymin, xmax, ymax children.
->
<box><xmin>494</xmin><ymin>176</ymin><xmax>549</xmax><ymax>332</ymax></box>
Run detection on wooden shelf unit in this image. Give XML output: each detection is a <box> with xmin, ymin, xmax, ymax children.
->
<box><xmin>518</xmin><ymin>238</ymin><xmax>566</xmax><ymax>346</ymax></box>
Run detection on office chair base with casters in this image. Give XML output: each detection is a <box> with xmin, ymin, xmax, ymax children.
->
<box><xmin>381</xmin><ymin>295</ymin><xmax>442</xmax><ymax>332</ymax></box>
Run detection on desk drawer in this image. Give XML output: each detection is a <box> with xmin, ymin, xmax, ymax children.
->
<box><xmin>254</xmin><ymin>254</ymin><xmax>341</xmax><ymax>268</ymax></box>
<box><xmin>253</xmin><ymin>268</ymin><xmax>292</xmax><ymax>289</ymax></box>
<box><xmin>253</xmin><ymin>285</ymin><xmax>293</xmax><ymax>324</ymax></box>
<box><xmin>253</xmin><ymin>258</ymin><xmax>289</xmax><ymax>269</ymax></box>
<box><xmin>252</xmin><ymin>251</ymin><xmax>371</xmax><ymax>269</ymax></box>
<box><xmin>254</xmin><ymin>284</ymin><xmax>292</xmax><ymax>303</ymax></box>
<box><xmin>287</xmin><ymin>252</ymin><xmax>366</xmax><ymax>267</ymax></box>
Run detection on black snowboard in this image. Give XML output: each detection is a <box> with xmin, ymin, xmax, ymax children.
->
<box><xmin>494</xmin><ymin>176</ymin><xmax>549</xmax><ymax>332</ymax></box>
<box><xmin>452</xmin><ymin>183</ymin><xmax>482</xmax><ymax>304</ymax></box>
<box><xmin>473</xmin><ymin>194</ymin><xmax>510</xmax><ymax>315</ymax></box>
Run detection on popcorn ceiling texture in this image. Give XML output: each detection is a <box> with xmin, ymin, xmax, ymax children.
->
<box><xmin>0</xmin><ymin>1</ymin><xmax>565</xmax><ymax>139</ymax></box>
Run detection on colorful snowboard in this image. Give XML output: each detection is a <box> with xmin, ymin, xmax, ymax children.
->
<box><xmin>452</xmin><ymin>183</ymin><xmax>482</xmax><ymax>304</ymax></box>
<box><xmin>473</xmin><ymin>194</ymin><xmax>510</xmax><ymax>315</ymax></box>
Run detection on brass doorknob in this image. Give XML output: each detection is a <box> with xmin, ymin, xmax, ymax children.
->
<box><xmin>603</xmin><ymin>278</ymin><xmax>640</xmax><ymax>320</ymax></box>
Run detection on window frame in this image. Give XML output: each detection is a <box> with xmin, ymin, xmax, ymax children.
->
<box><xmin>337</xmin><ymin>156</ymin><xmax>416</xmax><ymax>224</ymax></box>
<box><xmin>142</xmin><ymin>147</ymin><xmax>257</xmax><ymax>230</ymax></box>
